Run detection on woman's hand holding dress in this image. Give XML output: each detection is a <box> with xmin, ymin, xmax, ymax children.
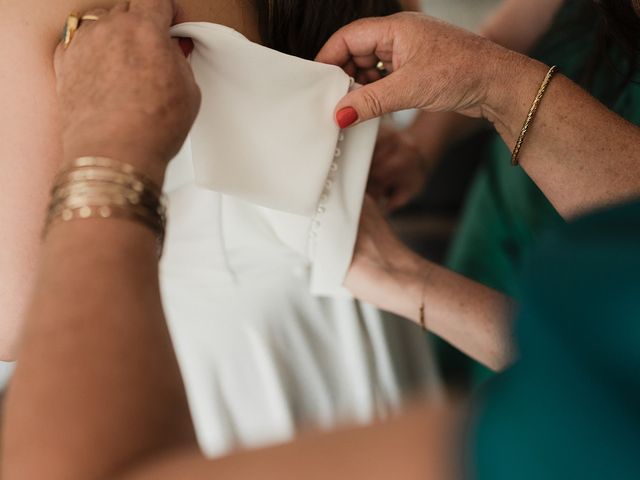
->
<box><xmin>318</xmin><ymin>12</ymin><xmax>640</xmax><ymax>218</ymax></box>
<box><xmin>54</xmin><ymin>0</ymin><xmax>201</xmax><ymax>183</ymax></box>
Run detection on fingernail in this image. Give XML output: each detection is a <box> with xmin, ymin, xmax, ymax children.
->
<box><xmin>336</xmin><ymin>107</ymin><xmax>358</xmax><ymax>129</ymax></box>
<box><xmin>178</xmin><ymin>38</ymin><xmax>194</xmax><ymax>57</ymax></box>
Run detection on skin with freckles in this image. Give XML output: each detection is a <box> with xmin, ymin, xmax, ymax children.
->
<box><xmin>367</xmin><ymin>0</ymin><xmax>565</xmax><ymax>211</ymax></box>
<box><xmin>2</xmin><ymin>7</ymin><xmax>461</xmax><ymax>480</ymax></box>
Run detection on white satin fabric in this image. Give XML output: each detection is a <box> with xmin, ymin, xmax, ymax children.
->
<box><xmin>0</xmin><ymin>362</ymin><xmax>13</xmax><ymax>392</ymax></box>
<box><xmin>169</xmin><ymin>22</ymin><xmax>380</xmax><ymax>295</ymax></box>
<box><xmin>161</xmin><ymin>23</ymin><xmax>440</xmax><ymax>458</ymax></box>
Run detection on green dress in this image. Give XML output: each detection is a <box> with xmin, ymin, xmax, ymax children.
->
<box><xmin>441</xmin><ymin>1</ymin><xmax>640</xmax><ymax>383</ymax></box>
<box><xmin>472</xmin><ymin>198</ymin><xmax>640</xmax><ymax>480</ymax></box>
<box><xmin>447</xmin><ymin>0</ymin><xmax>640</xmax><ymax>299</ymax></box>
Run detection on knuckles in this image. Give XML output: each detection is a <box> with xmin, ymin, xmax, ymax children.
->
<box><xmin>359</xmin><ymin>89</ymin><xmax>384</xmax><ymax>118</ymax></box>
<box><xmin>56</xmin><ymin>9</ymin><xmax>200</xmax><ymax>166</ymax></box>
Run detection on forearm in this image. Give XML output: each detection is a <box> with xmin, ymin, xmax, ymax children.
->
<box><xmin>385</xmin><ymin>258</ymin><xmax>514</xmax><ymax>372</ymax></box>
<box><xmin>2</xmin><ymin>184</ymin><xmax>462</xmax><ymax>480</ymax></box>
<box><xmin>2</xmin><ymin>218</ymin><xmax>196</xmax><ymax>480</ymax></box>
<box><xmin>423</xmin><ymin>262</ymin><xmax>516</xmax><ymax>371</ymax></box>
<box><xmin>118</xmin><ymin>403</ymin><xmax>462</xmax><ymax>480</ymax></box>
<box><xmin>484</xmin><ymin>53</ymin><xmax>640</xmax><ymax>217</ymax></box>
<box><xmin>401</xmin><ymin>0</ymin><xmax>565</xmax><ymax>171</ymax></box>
<box><xmin>355</xmin><ymin>249</ymin><xmax>515</xmax><ymax>372</ymax></box>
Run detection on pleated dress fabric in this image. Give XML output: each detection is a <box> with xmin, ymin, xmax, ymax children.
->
<box><xmin>160</xmin><ymin>23</ymin><xmax>441</xmax><ymax>457</ymax></box>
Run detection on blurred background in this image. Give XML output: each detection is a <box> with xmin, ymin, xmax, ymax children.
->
<box><xmin>393</xmin><ymin>0</ymin><xmax>502</xmax><ymax>388</ymax></box>
<box><xmin>423</xmin><ymin>0</ymin><xmax>499</xmax><ymax>29</ymax></box>
<box><xmin>393</xmin><ymin>0</ymin><xmax>501</xmax><ymax>264</ymax></box>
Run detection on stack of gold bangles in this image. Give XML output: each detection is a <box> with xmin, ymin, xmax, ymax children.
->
<box><xmin>44</xmin><ymin>157</ymin><xmax>167</xmax><ymax>255</ymax></box>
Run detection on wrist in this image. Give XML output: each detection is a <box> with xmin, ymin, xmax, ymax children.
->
<box><xmin>480</xmin><ymin>49</ymin><xmax>549</xmax><ymax>141</ymax></box>
<box><xmin>44</xmin><ymin>155</ymin><xmax>167</xmax><ymax>258</ymax></box>
<box><xmin>62</xmin><ymin>137</ymin><xmax>168</xmax><ymax>187</ymax></box>
<box><xmin>385</xmin><ymin>253</ymin><xmax>433</xmax><ymax>323</ymax></box>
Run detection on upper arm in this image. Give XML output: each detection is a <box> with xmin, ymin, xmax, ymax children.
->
<box><xmin>0</xmin><ymin>3</ymin><xmax>64</xmax><ymax>359</ymax></box>
<box><xmin>480</xmin><ymin>0</ymin><xmax>565</xmax><ymax>53</ymax></box>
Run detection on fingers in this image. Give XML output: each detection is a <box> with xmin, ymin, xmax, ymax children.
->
<box><xmin>318</xmin><ymin>12</ymin><xmax>430</xmax><ymax>127</ymax></box>
<box><xmin>387</xmin><ymin>191</ymin><xmax>412</xmax><ymax>212</ymax></box>
<box><xmin>128</xmin><ymin>0</ymin><xmax>176</xmax><ymax>28</ymax></box>
<box><xmin>175</xmin><ymin>37</ymin><xmax>195</xmax><ymax>57</ymax></box>
<box><xmin>372</xmin><ymin>129</ymin><xmax>398</xmax><ymax>163</ymax></box>
<box><xmin>335</xmin><ymin>73</ymin><xmax>409</xmax><ymax>127</ymax></box>
<box><xmin>362</xmin><ymin>195</ymin><xmax>388</xmax><ymax>226</ymax></box>
<box><xmin>55</xmin><ymin>8</ymin><xmax>109</xmax><ymax>72</ymax></box>
<box><xmin>316</xmin><ymin>17</ymin><xmax>393</xmax><ymax>69</ymax></box>
<box><xmin>74</xmin><ymin>8</ymin><xmax>110</xmax><ymax>34</ymax></box>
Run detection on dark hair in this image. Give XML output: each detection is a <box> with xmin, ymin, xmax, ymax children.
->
<box><xmin>595</xmin><ymin>0</ymin><xmax>640</xmax><ymax>51</ymax></box>
<box><xmin>254</xmin><ymin>0</ymin><xmax>402</xmax><ymax>60</ymax></box>
<box><xmin>590</xmin><ymin>0</ymin><xmax>640</xmax><ymax>86</ymax></box>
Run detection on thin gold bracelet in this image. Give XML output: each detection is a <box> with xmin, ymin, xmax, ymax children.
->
<box><xmin>419</xmin><ymin>267</ymin><xmax>434</xmax><ymax>332</ymax></box>
<box><xmin>511</xmin><ymin>65</ymin><xmax>559</xmax><ymax>167</ymax></box>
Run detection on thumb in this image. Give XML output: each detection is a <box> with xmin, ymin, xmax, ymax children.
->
<box><xmin>335</xmin><ymin>74</ymin><xmax>408</xmax><ymax>128</ymax></box>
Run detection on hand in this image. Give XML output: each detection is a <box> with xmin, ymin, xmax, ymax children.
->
<box><xmin>368</xmin><ymin>124</ymin><xmax>429</xmax><ymax>211</ymax></box>
<box><xmin>54</xmin><ymin>0</ymin><xmax>201</xmax><ymax>182</ymax></box>
<box><xmin>316</xmin><ymin>12</ymin><xmax>516</xmax><ymax>127</ymax></box>
<box><xmin>346</xmin><ymin>196</ymin><xmax>428</xmax><ymax>319</ymax></box>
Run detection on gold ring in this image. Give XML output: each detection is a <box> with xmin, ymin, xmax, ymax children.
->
<box><xmin>62</xmin><ymin>13</ymin><xmax>101</xmax><ymax>48</ymax></box>
<box><xmin>62</xmin><ymin>13</ymin><xmax>80</xmax><ymax>48</ymax></box>
<box><xmin>376</xmin><ymin>60</ymin><xmax>389</xmax><ymax>77</ymax></box>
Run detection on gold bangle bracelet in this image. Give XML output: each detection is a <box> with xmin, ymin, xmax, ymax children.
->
<box><xmin>55</xmin><ymin>158</ymin><xmax>162</xmax><ymax>196</ymax></box>
<box><xmin>511</xmin><ymin>65</ymin><xmax>559</xmax><ymax>167</ymax></box>
<box><xmin>44</xmin><ymin>157</ymin><xmax>166</xmax><ymax>256</ymax></box>
<box><xmin>50</xmin><ymin>182</ymin><xmax>162</xmax><ymax>211</ymax></box>
<box><xmin>54</xmin><ymin>170</ymin><xmax>148</xmax><ymax>195</ymax></box>
<box><xmin>44</xmin><ymin>205</ymin><xmax>166</xmax><ymax>255</ymax></box>
<box><xmin>49</xmin><ymin>174</ymin><xmax>164</xmax><ymax>213</ymax></box>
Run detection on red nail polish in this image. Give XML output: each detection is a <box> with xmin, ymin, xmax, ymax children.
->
<box><xmin>178</xmin><ymin>38</ymin><xmax>194</xmax><ymax>57</ymax></box>
<box><xmin>336</xmin><ymin>107</ymin><xmax>358</xmax><ymax>129</ymax></box>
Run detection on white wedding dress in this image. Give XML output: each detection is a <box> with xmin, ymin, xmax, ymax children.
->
<box><xmin>161</xmin><ymin>22</ymin><xmax>441</xmax><ymax>458</ymax></box>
